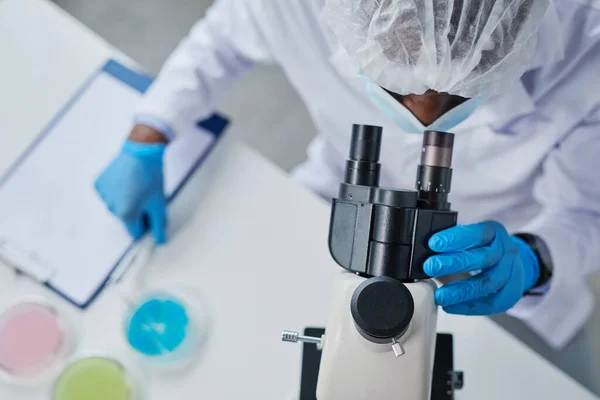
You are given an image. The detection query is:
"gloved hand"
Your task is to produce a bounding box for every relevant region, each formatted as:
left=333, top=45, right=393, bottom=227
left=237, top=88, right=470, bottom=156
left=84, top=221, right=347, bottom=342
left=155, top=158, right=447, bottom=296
left=423, top=221, right=540, bottom=315
left=95, top=140, right=167, bottom=244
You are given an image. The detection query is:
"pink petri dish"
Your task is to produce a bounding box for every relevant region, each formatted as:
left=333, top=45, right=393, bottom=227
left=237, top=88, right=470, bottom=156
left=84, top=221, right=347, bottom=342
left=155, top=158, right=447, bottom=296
left=0, top=302, right=66, bottom=379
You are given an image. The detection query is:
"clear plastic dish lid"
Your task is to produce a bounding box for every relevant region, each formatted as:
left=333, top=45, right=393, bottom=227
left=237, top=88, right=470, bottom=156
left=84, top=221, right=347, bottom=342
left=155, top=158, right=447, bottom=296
left=123, top=288, right=210, bottom=373
left=0, top=297, right=75, bottom=385
left=115, top=238, right=212, bottom=374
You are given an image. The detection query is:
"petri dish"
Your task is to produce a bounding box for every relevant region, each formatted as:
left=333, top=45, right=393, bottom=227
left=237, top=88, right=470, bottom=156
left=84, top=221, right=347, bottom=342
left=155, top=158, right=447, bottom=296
left=53, top=357, right=133, bottom=400
left=0, top=301, right=69, bottom=382
left=126, top=294, right=189, bottom=356
left=123, top=290, right=207, bottom=372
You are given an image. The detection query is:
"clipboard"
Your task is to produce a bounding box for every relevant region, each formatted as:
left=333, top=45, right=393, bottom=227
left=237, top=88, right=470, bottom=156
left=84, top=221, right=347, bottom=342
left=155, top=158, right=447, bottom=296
left=0, top=59, right=228, bottom=309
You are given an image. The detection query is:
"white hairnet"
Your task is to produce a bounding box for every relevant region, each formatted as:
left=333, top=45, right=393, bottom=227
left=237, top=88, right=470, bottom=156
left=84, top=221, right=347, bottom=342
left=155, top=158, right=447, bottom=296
left=325, top=0, right=551, bottom=97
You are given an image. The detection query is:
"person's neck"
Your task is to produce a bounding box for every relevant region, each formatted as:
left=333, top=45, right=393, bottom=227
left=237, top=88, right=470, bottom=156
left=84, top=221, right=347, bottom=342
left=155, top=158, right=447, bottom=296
left=383, top=89, right=468, bottom=125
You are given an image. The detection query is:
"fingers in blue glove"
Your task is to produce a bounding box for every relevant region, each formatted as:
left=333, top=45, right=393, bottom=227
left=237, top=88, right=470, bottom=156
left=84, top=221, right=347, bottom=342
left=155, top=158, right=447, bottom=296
left=442, top=264, right=524, bottom=315
left=123, top=209, right=166, bottom=244
left=429, top=221, right=499, bottom=252
left=146, top=196, right=167, bottom=244
left=124, top=216, right=145, bottom=241
left=424, top=238, right=503, bottom=277
left=94, top=140, right=167, bottom=244
left=433, top=256, right=515, bottom=307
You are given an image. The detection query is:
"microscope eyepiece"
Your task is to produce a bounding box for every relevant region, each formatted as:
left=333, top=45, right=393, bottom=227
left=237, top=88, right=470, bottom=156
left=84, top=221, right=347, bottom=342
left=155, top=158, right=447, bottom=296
left=422, top=130, right=454, bottom=148
left=349, top=125, right=382, bottom=162
left=345, top=125, right=383, bottom=187
left=421, top=131, right=454, bottom=168
left=416, top=131, right=455, bottom=210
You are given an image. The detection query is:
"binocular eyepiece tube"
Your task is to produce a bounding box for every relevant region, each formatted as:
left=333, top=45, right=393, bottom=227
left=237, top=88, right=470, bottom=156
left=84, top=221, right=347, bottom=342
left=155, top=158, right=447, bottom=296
left=344, top=125, right=455, bottom=211
left=331, top=125, right=459, bottom=281
left=344, top=125, right=383, bottom=187
left=417, top=130, right=455, bottom=211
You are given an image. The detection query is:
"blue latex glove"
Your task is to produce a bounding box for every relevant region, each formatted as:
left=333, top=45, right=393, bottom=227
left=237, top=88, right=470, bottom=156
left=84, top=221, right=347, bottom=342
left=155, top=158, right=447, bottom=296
left=95, top=140, right=167, bottom=244
left=423, top=221, right=540, bottom=315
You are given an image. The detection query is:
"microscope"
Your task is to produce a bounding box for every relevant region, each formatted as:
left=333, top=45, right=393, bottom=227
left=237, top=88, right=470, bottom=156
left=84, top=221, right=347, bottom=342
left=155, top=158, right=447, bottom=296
left=282, top=125, right=463, bottom=399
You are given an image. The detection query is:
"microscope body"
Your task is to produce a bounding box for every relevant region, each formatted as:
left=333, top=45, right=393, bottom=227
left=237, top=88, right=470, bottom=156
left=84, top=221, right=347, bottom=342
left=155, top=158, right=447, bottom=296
left=317, top=273, right=437, bottom=399
left=317, top=125, right=458, bottom=400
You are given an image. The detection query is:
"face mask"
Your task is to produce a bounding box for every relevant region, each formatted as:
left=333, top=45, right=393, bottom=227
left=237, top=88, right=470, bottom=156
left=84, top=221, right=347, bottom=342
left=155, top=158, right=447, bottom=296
left=360, top=76, right=482, bottom=134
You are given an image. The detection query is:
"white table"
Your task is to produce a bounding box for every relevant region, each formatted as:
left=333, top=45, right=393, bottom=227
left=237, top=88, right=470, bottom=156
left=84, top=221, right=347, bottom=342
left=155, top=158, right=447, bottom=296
left=0, top=0, right=597, bottom=399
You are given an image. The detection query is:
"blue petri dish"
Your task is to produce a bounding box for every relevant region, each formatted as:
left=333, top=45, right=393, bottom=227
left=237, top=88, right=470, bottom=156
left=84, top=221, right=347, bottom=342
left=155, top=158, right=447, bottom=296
left=126, top=294, right=190, bottom=357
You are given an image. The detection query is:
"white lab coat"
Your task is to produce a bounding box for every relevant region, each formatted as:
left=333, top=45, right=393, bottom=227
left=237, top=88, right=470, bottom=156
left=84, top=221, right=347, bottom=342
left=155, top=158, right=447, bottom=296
left=136, top=0, right=600, bottom=349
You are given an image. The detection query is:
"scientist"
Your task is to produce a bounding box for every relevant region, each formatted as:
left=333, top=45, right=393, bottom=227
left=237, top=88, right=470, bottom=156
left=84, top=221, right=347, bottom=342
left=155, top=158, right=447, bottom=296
left=95, top=0, right=600, bottom=393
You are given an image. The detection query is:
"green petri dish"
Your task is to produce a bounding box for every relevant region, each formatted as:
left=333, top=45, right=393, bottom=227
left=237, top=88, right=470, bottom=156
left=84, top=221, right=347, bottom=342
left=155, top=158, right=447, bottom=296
left=53, top=357, right=132, bottom=400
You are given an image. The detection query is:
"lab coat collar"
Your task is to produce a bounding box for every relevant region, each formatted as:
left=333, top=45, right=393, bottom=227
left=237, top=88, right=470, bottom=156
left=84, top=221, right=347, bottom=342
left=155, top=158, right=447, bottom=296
left=456, top=80, right=535, bottom=131
left=529, top=1, right=566, bottom=70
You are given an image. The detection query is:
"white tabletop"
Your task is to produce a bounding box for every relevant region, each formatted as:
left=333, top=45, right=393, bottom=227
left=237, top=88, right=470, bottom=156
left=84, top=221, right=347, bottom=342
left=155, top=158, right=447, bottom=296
left=0, top=0, right=597, bottom=399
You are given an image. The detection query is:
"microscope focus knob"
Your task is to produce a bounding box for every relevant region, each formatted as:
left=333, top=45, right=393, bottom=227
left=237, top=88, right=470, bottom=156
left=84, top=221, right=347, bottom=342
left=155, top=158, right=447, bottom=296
left=350, top=277, right=415, bottom=341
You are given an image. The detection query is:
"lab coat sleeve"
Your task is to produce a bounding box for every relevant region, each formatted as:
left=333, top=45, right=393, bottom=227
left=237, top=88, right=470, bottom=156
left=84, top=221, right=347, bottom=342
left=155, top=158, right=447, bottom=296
left=290, top=135, right=346, bottom=202
left=507, top=105, right=600, bottom=349
left=135, top=0, right=273, bottom=137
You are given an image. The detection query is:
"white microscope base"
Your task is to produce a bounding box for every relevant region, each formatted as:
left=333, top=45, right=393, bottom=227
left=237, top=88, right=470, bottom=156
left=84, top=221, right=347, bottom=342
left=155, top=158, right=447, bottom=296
left=316, top=272, right=438, bottom=400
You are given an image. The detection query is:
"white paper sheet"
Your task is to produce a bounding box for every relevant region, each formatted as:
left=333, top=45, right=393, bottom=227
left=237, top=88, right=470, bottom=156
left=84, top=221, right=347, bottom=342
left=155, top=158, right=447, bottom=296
left=0, top=71, right=217, bottom=306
